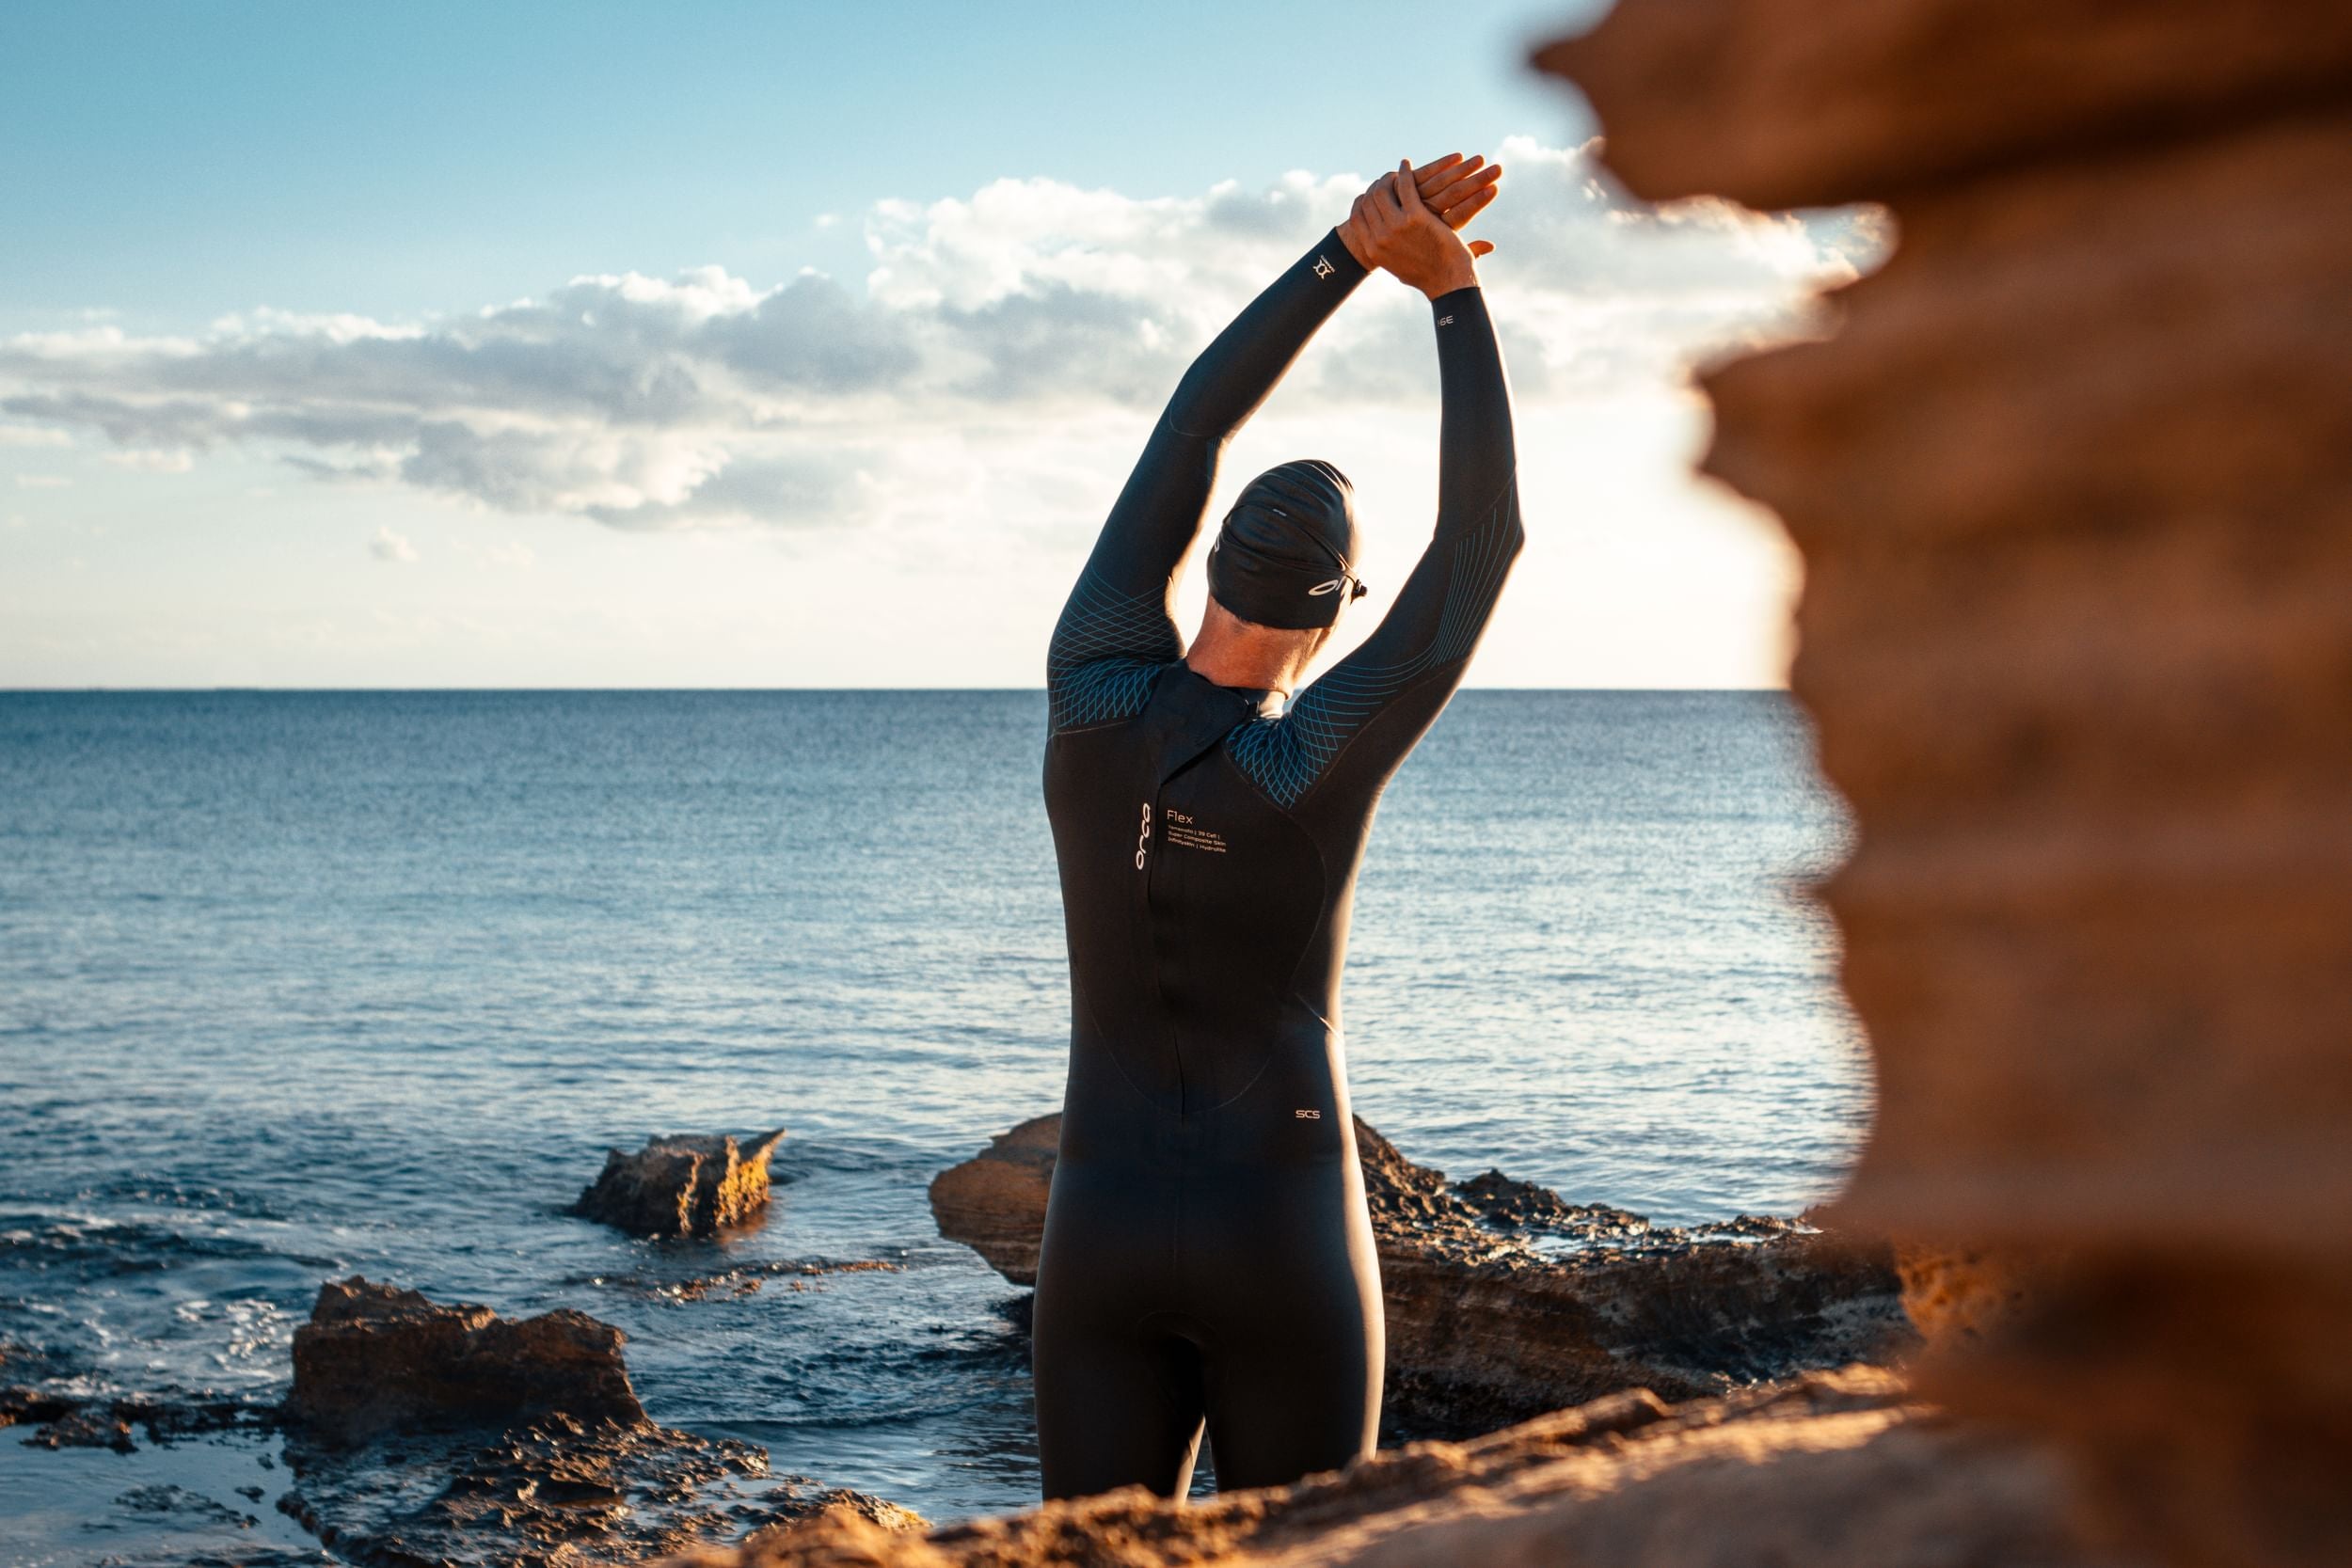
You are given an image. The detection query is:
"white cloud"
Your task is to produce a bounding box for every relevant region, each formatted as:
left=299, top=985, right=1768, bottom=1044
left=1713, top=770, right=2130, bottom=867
left=0, top=424, right=72, bottom=448
left=369, top=526, right=418, bottom=563
left=14, top=473, right=72, bottom=488
left=0, top=138, right=1881, bottom=544
left=102, top=448, right=195, bottom=473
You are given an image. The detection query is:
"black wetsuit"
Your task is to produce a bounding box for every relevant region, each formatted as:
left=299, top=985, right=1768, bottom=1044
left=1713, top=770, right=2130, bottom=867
left=1033, top=229, right=1521, bottom=1500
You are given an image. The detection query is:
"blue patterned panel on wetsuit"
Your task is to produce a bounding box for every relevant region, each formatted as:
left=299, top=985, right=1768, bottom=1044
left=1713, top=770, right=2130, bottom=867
left=1046, top=566, right=1181, bottom=734
left=1228, top=490, right=1520, bottom=807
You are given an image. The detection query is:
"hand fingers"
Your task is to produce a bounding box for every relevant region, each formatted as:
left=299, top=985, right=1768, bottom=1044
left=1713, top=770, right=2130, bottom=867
left=1393, top=158, right=1428, bottom=215
left=1422, top=154, right=1488, bottom=207
left=1432, top=157, right=1496, bottom=198
left=1429, top=164, right=1501, bottom=223
left=1445, top=183, right=1500, bottom=230
left=1410, top=152, right=1465, bottom=193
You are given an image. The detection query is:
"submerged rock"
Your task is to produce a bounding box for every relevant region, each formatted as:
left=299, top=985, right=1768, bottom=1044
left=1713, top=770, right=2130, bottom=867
left=930, top=1116, right=1914, bottom=1439
left=653, top=1369, right=2121, bottom=1568
left=21, top=1402, right=138, bottom=1452
left=1, top=1337, right=264, bottom=1452
left=283, top=1275, right=646, bottom=1447
left=572, top=1129, right=789, bottom=1239
left=580, top=1257, right=903, bottom=1303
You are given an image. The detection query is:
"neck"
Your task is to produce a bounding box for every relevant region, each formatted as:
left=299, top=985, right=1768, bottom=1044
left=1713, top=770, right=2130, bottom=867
left=1184, top=600, right=1326, bottom=695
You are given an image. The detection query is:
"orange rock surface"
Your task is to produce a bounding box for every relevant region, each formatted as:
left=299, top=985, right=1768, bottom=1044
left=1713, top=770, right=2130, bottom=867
left=1551, top=2, right=2352, bottom=1564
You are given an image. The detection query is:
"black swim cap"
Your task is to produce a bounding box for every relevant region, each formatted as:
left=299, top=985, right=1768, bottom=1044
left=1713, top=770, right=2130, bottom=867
left=1205, top=459, right=1369, bottom=631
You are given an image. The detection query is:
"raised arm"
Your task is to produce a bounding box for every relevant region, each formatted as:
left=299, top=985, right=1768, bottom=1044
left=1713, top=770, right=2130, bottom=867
left=1230, top=170, right=1522, bottom=809
left=1044, top=230, right=1367, bottom=732
left=1045, top=156, right=1506, bottom=735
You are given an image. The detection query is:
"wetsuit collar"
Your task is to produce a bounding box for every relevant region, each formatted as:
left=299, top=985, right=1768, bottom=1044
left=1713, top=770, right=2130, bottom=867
left=1169, top=662, right=1284, bottom=720
left=1137, top=663, right=1282, bottom=785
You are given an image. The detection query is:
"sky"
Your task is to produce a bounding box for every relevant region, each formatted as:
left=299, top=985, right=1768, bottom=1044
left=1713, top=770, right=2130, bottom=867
left=0, top=0, right=1883, bottom=689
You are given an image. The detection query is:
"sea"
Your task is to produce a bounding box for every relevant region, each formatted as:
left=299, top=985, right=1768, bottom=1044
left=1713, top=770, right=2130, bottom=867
left=0, top=689, right=1871, bottom=1561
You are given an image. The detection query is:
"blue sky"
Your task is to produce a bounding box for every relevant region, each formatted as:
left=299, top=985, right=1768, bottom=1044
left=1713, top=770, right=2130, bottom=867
left=1, top=0, right=1880, bottom=688
left=2, top=1, right=1598, bottom=331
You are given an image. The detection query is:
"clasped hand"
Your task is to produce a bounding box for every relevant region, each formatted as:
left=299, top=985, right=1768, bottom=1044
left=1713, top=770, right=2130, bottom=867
left=1337, top=152, right=1501, bottom=298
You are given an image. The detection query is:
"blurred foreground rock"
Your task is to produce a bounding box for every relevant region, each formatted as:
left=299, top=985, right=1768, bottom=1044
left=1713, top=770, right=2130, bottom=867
left=931, top=1116, right=1913, bottom=1439
left=573, top=1130, right=789, bottom=1238
left=1543, top=3, right=2352, bottom=1563
left=660, top=1368, right=2122, bottom=1568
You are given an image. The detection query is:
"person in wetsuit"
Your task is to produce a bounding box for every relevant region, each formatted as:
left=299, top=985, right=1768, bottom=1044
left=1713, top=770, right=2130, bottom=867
left=1034, top=154, right=1521, bottom=1501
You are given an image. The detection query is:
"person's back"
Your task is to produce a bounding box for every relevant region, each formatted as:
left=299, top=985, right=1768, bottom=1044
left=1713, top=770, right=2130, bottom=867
left=1034, top=158, right=1520, bottom=1501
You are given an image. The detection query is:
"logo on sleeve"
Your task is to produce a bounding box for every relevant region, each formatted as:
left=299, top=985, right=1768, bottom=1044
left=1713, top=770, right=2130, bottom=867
left=1295, top=1109, right=1322, bottom=1120
left=1312, top=255, right=1336, bottom=280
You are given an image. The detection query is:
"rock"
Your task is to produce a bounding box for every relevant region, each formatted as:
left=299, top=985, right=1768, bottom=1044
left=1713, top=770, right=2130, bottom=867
left=572, top=1129, right=788, bottom=1239
left=740, top=1488, right=929, bottom=1550
left=280, top=1411, right=771, bottom=1568
left=931, top=1116, right=1914, bottom=1439
left=1896, top=1244, right=2043, bottom=1353
left=113, top=1483, right=260, bottom=1530
left=1533, top=0, right=2352, bottom=210
left=651, top=1369, right=2124, bottom=1568
left=282, top=1275, right=646, bottom=1447
left=0, top=1338, right=262, bottom=1451
left=274, top=1279, right=804, bottom=1564
left=926, top=1114, right=1058, bottom=1287
left=1453, top=1168, right=1649, bottom=1240
left=21, top=1402, right=137, bottom=1452
left=580, top=1257, right=903, bottom=1303
left=0, top=1385, right=80, bottom=1433
left=1541, top=3, right=2352, bottom=1564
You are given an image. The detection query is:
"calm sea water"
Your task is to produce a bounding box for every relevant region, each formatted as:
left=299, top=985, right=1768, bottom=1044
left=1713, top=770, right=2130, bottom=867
left=0, top=689, right=1868, bottom=1546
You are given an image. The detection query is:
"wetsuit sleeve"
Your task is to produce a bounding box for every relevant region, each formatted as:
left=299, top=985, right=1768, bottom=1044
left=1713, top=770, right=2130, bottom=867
left=1227, top=285, right=1522, bottom=808
left=1046, top=230, right=1370, bottom=733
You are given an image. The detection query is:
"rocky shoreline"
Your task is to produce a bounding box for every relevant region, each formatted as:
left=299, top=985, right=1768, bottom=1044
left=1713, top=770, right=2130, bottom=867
left=931, top=1113, right=1915, bottom=1440
left=4, top=1120, right=1922, bottom=1565
left=3, top=1273, right=916, bottom=1568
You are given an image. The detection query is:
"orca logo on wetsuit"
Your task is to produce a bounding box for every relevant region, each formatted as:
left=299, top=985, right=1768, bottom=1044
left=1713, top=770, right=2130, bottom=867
left=1135, top=801, right=1152, bottom=870
left=1308, top=578, right=1344, bottom=596
left=1311, top=254, right=1336, bottom=280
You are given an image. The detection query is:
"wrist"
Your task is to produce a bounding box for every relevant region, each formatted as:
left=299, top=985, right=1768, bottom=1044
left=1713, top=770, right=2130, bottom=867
left=1419, top=262, right=1478, bottom=301
left=1335, top=223, right=1372, bottom=271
